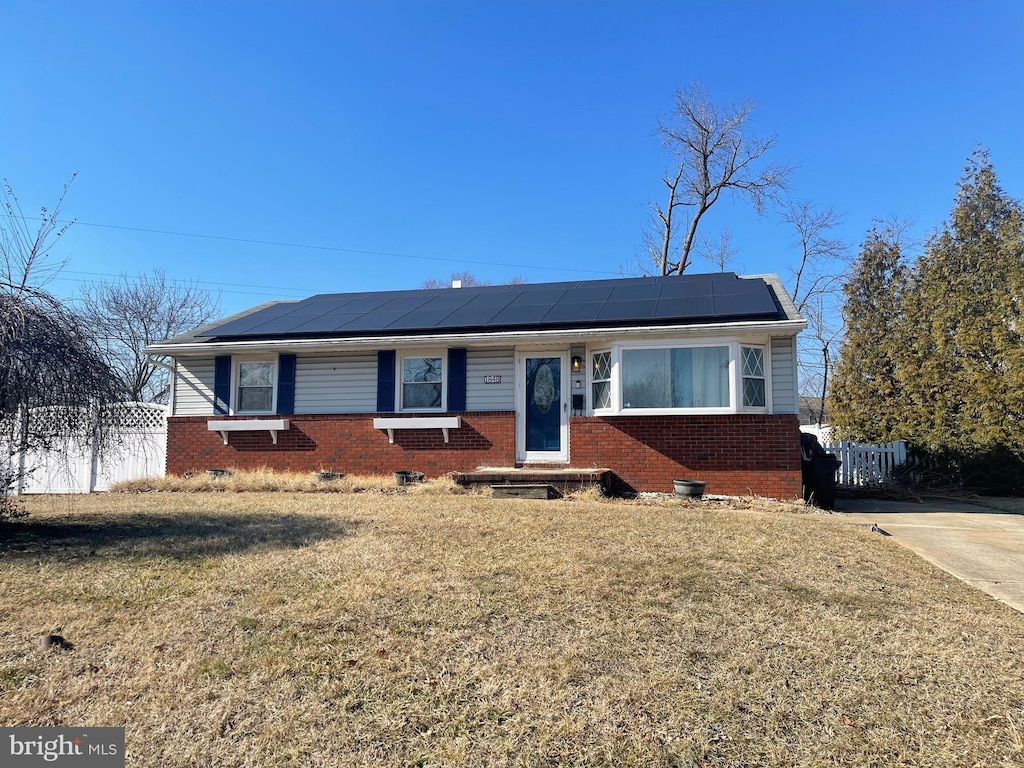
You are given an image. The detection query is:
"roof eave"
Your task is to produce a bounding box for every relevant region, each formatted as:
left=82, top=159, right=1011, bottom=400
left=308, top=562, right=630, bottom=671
left=146, top=317, right=808, bottom=356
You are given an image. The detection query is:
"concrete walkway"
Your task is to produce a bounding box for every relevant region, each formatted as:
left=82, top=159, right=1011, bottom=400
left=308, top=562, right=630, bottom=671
left=834, top=497, right=1024, bottom=613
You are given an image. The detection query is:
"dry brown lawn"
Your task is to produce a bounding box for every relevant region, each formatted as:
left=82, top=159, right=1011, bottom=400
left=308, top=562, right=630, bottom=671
left=1, top=490, right=1023, bottom=767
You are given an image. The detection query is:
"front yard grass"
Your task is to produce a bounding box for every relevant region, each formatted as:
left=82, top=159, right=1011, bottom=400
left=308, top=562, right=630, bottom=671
left=1, top=492, right=1023, bottom=767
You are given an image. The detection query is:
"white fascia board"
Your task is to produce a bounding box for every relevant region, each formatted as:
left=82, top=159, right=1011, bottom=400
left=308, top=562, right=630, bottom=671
left=146, top=318, right=807, bottom=356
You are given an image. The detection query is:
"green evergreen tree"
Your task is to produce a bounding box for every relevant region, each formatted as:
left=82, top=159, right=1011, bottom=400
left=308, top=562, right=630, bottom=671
left=902, top=150, right=1024, bottom=455
left=829, top=223, right=909, bottom=441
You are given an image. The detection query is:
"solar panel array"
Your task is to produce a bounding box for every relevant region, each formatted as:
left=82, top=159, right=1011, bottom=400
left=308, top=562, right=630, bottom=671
left=198, top=272, right=782, bottom=339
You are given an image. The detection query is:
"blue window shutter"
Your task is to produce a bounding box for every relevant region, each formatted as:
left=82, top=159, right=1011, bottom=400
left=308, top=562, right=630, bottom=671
left=213, top=355, right=231, bottom=415
left=277, top=354, right=296, bottom=415
left=377, top=350, right=396, bottom=412
left=447, top=348, right=467, bottom=411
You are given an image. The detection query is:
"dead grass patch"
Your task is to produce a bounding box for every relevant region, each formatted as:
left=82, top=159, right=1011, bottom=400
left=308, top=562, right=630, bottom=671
left=111, top=468, right=466, bottom=495
left=2, top=493, right=1023, bottom=766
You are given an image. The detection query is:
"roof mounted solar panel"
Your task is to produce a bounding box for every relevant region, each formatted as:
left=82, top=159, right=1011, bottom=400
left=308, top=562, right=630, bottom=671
left=196, top=301, right=306, bottom=337
left=386, top=308, right=461, bottom=330
left=653, top=295, right=716, bottom=319
left=488, top=304, right=553, bottom=326
left=421, top=292, right=481, bottom=310
left=440, top=293, right=516, bottom=328
left=378, top=296, right=435, bottom=312
left=608, top=282, right=660, bottom=301
left=194, top=272, right=789, bottom=340
left=505, top=289, right=568, bottom=307
left=336, top=311, right=416, bottom=332
left=597, top=299, right=659, bottom=322
left=540, top=301, right=605, bottom=324
left=290, top=314, right=366, bottom=333
left=712, top=285, right=779, bottom=317
left=564, top=285, right=614, bottom=303
left=658, top=274, right=725, bottom=298
left=237, top=315, right=321, bottom=335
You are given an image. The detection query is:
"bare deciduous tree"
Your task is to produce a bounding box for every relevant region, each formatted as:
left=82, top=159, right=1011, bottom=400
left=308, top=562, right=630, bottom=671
left=1, top=175, right=75, bottom=295
left=422, top=271, right=492, bottom=289
left=421, top=271, right=526, bottom=289
left=643, top=83, right=790, bottom=275
left=79, top=269, right=220, bottom=403
left=782, top=201, right=847, bottom=316
left=695, top=226, right=736, bottom=273
left=779, top=201, right=850, bottom=423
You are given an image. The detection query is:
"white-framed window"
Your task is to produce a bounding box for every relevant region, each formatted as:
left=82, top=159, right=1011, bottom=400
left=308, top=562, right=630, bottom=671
left=586, top=339, right=771, bottom=415
left=621, top=345, right=731, bottom=410
left=235, top=359, right=277, bottom=414
left=400, top=353, right=445, bottom=411
left=591, top=350, right=612, bottom=410
left=741, top=346, right=767, bottom=408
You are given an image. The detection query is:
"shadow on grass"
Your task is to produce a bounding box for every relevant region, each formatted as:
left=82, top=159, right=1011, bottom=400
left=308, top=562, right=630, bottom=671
left=0, top=512, right=362, bottom=562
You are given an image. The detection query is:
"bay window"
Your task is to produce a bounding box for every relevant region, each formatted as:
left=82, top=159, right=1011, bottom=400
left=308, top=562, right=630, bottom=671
left=591, top=341, right=769, bottom=414
left=621, top=346, right=730, bottom=409
left=741, top=346, right=766, bottom=407
left=591, top=350, right=611, bottom=410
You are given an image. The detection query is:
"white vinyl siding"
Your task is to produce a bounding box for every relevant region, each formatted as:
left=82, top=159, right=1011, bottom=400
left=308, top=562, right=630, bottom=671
left=770, top=336, right=798, bottom=414
left=293, top=353, right=377, bottom=414
left=169, top=336, right=799, bottom=417
left=173, top=358, right=215, bottom=416
left=466, top=349, right=515, bottom=411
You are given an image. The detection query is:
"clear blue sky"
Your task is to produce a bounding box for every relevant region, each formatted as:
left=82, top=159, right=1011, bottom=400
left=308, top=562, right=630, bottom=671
left=4, top=0, right=1022, bottom=318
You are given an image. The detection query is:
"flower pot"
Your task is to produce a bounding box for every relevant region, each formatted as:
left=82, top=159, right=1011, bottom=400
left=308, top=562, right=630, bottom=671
left=395, top=470, right=425, bottom=486
left=673, top=479, right=706, bottom=498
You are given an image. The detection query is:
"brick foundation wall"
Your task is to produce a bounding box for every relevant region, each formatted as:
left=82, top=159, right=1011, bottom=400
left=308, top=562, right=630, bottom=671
left=167, top=412, right=801, bottom=498
left=569, top=414, right=801, bottom=499
left=166, top=413, right=516, bottom=477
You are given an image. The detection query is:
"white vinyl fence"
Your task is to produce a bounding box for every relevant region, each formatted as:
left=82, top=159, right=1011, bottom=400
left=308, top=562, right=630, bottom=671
left=800, top=426, right=909, bottom=487
left=7, top=403, right=167, bottom=494
left=823, top=439, right=908, bottom=487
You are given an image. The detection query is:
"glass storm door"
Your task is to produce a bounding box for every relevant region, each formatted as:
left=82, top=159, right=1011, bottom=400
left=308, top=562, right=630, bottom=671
left=519, top=353, right=568, bottom=462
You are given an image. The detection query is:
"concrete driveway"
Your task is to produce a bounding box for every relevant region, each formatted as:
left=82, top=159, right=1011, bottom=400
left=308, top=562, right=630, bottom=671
left=835, top=497, right=1024, bottom=613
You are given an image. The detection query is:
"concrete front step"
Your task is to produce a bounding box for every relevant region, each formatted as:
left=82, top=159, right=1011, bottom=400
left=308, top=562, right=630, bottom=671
left=455, top=467, right=613, bottom=496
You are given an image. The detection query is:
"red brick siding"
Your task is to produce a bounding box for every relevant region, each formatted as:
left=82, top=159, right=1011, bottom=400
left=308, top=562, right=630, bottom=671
left=167, top=413, right=516, bottom=477
left=167, top=412, right=801, bottom=498
left=570, top=414, right=801, bottom=498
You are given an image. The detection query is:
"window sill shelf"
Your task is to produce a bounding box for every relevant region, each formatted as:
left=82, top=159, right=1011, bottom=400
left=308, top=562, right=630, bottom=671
left=208, top=418, right=289, bottom=445
left=373, top=416, right=461, bottom=444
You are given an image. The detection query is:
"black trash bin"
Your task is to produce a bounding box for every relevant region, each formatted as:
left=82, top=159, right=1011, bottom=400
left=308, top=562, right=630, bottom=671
left=811, top=453, right=840, bottom=510
left=800, top=433, right=841, bottom=509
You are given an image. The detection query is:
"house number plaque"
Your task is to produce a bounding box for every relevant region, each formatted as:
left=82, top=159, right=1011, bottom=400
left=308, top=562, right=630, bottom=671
left=483, top=375, right=502, bottom=384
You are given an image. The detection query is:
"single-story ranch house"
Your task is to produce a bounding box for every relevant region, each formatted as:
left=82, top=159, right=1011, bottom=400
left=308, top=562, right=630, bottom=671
left=146, top=271, right=806, bottom=497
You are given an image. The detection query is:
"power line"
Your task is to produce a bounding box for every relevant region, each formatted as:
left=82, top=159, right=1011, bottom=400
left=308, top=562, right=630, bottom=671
left=3, top=212, right=623, bottom=300
left=58, top=217, right=620, bottom=277
left=49, top=274, right=295, bottom=300
left=55, top=270, right=314, bottom=296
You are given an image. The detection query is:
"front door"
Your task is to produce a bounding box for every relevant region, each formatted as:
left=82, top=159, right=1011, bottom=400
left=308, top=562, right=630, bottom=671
left=517, top=353, right=569, bottom=462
